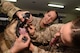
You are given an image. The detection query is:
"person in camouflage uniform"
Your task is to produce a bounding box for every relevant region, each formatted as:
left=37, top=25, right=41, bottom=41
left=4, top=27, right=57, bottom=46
left=0, top=2, right=21, bottom=21
left=26, top=10, right=58, bottom=51
left=17, top=18, right=80, bottom=53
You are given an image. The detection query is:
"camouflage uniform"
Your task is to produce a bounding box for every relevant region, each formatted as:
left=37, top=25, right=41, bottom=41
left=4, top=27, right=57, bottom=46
left=0, top=2, right=21, bottom=21
left=28, top=17, right=80, bottom=53
left=30, top=16, right=60, bottom=44
left=29, top=24, right=80, bottom=53
left=30, top=17, right=63, bottom=52
left=31, top=17, right=42, bottom=31
left=31, top=24, right=63, bottom=43
left=32, top=45, right=80, bottom=53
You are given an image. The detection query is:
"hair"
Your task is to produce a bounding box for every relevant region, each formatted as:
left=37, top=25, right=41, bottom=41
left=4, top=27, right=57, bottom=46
left=71, top=18, right=80, bottom=48
left=46, top=10, right=58, bottom=21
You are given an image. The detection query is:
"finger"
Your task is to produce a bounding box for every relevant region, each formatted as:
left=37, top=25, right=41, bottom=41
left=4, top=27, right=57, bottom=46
left=18, top=15, right=24, bottom=22
left=30, top=25, right=33, bottom=28
left=19, top=34, right=24, bottom=40
left=28, top=27, right=31, bottom=32
left=23, top=33, right=30, bottom=39
left=24, top=36, right=31, bottom=46
left=20, top=18, right=24, bottom=22
left=17, top=14, right=24, bottom=22
left=30, top=25, right=35, bottom=29
left=22, top=33, right=31, bottom=45
left=28, top=25, right=34, bottom=30
left=24, top=39, right=30, bottom=46
left=20, top=11, right=30, bottom=22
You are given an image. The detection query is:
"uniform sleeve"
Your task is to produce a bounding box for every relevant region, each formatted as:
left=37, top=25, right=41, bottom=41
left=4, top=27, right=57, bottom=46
left=32, top=46, right=55, bottom=53
left=3, top=50, right=11, bottom=53
left=1, top=2, right=21, bottom=21
left=31, top=24, right=63, bottom=44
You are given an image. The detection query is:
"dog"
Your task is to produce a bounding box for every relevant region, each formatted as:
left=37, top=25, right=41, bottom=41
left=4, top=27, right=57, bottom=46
left=0, top=19, right=31, bottom=53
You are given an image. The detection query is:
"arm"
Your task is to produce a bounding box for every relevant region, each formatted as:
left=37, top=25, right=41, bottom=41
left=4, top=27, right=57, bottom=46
left=30, top=24, right=63, bottom=44
left=1, top=2, right=21, bottom=21
left=4, top=33, right=31, bottom=53
left=29, top=43, right=56, bottom=53
left=1, top=1, right=30, bottom=21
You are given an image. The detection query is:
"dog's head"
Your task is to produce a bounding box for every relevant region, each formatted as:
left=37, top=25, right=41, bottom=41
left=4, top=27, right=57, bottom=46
left=4, top=12, right=31, bottom=41
left=4, top=19, right=28, bottom=42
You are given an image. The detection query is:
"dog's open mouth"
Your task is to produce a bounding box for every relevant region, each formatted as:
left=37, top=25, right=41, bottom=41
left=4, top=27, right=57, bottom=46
left=19, top=27, right=27, bottom=35
left=16, top=20, right=29, bottom=37
left=16, top=18, right=29, bottom=38
left=17, top=27, right=28, bottom=41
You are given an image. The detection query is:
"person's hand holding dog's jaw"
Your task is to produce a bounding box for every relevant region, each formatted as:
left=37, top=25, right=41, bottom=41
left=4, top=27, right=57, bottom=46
left=9, top=33, right=31, bottom=53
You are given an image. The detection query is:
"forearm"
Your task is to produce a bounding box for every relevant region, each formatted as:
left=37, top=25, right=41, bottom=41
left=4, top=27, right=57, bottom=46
left=3, top=50, right=15, bottom=53
left=29, top=43, right=54, bottom=53
left=31, top=28, right=55, bottom=44
left=3, top=49, right=17, bottom=53
left=31, top=24, right=63, bottom=44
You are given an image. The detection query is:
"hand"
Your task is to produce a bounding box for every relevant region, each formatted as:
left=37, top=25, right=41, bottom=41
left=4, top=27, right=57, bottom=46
left=28, top=25, right=35, bottom=35
left=16, top=11, right=30, bottom=22
left=10, top=33, right=31, bottom=53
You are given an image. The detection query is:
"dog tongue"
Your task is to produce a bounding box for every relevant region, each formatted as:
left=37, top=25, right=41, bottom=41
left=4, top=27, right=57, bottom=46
left=19, top=28, right=27, bottom=34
